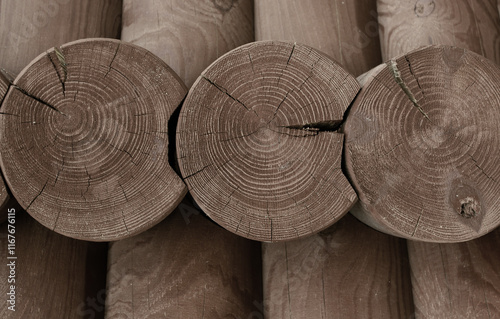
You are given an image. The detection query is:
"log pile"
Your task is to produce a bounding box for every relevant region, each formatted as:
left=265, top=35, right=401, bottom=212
left=0, top=1, right=500, bottom=318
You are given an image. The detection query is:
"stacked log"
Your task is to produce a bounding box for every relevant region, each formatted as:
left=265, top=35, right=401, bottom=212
left=0, top=39, right=187, bottom=241
left=344, top=0, right=500, bottom=317
left=121, top=0, right=254, bottom=88
left=253, top=1, right=414, bottom=318
left=0, top=71, right=14, bottom=223
left=176, top=40, right=359, bottom=242
left=0, top=0, right=122, bottom=75
left=377, top=0, right=500, bottom=62
left=0, top=1, right=122, bottom=317
left=106, top=201, right=263, bottom=318
left=106, top=1, right=262, bottom=318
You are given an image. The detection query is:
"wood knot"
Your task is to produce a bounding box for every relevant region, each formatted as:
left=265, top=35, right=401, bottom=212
left=414, top=0, right=435, bottom=17
left=459, top=197, right=479, bottom=219
left=212, top=0, right=236, bottom=13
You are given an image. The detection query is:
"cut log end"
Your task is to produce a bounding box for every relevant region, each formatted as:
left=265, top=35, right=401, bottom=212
left=177, top=41, right=360, bottom=242
left=345, top=45, right=500, bottom=243
left=0, top=38, right=187, bottom=241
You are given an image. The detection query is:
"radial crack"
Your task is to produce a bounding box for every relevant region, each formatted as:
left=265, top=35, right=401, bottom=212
left=202, top=76, right=255, bottom=114
left=283, top=120, right=343, bottom=132
left=48, top=48, right=67, bottom=96
left=13, top=85, right=66, bottom=116
left=387, top=59, right=430, bottom=120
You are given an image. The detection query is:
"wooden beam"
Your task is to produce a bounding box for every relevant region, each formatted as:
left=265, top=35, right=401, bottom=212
left=121, top=0, right=254, bottom=88
left=0, top=0, right=122, bottom=75
left=255, top=0, right=382, bottom=77
left=377, top=0, right=500, bottom=61
left=106, top=200, right=263, bottom=318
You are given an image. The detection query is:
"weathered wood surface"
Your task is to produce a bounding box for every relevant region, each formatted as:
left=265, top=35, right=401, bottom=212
left=177, top=41, right=359, bottom=242
left=255, top=0, right=381, bottom=77
left=0, top=39, right=187, bottom=241
left=377, top=0, right=500, bottom=62
left=0, top=71, right=12, bottom=223
left=106, top=200, right=263, bottom=319
left=0, top=0, right=122, bottom=75
left=0, top=209, right=108, bottom=318
left=121, top=0, right=254, bottom=88
left=408, top=229, right=500, bottom=318
left=345, top=45, right=500, bottom=242
left=263, top=214, right=414, bottom=319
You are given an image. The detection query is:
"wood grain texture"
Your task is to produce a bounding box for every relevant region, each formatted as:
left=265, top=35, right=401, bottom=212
left=106, top=200, right=263, bottom=319
left=345, top=46, right=500, bottom=242
left=0, top=210, right=94, bottom=318
left=408, top=228, right=500, bottom=318
left=0, top=39, right=187, bottom=241
left=255, top=0, right=382, bottom=77
left=177, top=41, right=359, bottom=242
left=0, top=0, right=122, bottom=75
left=263, top=213, right=414, bottom=319
left=377, top=0, right=500, bottom=62
left=121, top=0, right=254, bottom=88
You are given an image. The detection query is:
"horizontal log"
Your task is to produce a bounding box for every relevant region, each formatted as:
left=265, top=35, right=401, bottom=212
left=263, top=213, right=414, bottom=318
left=0, top=39, right=187, bottom=241
left=0, top=0, right=122, bottom=75
left=377, top=0, right=500, bottom=62
left=106, top=200, right=263, bottom=318
left=255, top=0, right=382, bottom=77
left=408, top=228, right=500, bottom=318
left=121, top=0, right=254, bottom=88
left=176, top=41, right=359, bottom=242
left=344, top=45, right=500, bottom=242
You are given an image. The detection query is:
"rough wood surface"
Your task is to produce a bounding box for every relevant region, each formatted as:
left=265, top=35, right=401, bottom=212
left=106, top=200, right=263, bottom=319
left=177, top=41, right=359, bottom=242
left=408, top=229, right=500, bottom=318
left=0, top=38, right=187, bottom=241
left=255, top=0, right=382, bottom=76
left=377, top=0, right=500, bottom=62
left=0, top=0, right=122, bottom=75
left=0, top=210, right=93, bottom=318
left=345, top=45, right=500, bottom=242
left=121, top=0, right=253, bottom=88
left=263, top=214, right=414, bottom=319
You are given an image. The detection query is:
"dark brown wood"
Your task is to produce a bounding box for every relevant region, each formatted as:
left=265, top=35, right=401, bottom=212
left=0, top=0, right=122, bottom=75
left=408, top=229, right=500, bottom=318
left=122, top=0, right=254, bottom=88
left=105, top=200, right=263, bottom=319
left=0, top=209, right=90, bottom=317
left=0, top=39, right=187, bottom=241
left=345, top=45, right=500, bottom=242
left=255, top=0, right=382, bottom=77
left=377, top=0, right=500, bottom=62
left=263, top=214, right=414, bottom=319
left=177, top=41, right=359, bottom=242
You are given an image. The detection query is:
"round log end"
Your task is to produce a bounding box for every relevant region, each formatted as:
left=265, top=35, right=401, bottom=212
left=177, top=41, right=359, bottom=242
left=345, top=45, right=500, bottom=243
left=0, top=38, right=187, bottom=241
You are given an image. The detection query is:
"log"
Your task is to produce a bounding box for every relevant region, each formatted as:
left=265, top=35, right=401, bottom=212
left=0, top=208, right=108, bottom=317
left=0, top=38, right=187, bottom=241
left=105, top=199, right=263, bottom=319
left=344, top=45, right=500, bottom=242
left=255, top=0, right=382, bottom=77
left=0, top=0, right=122, bottom=75
left=377, top=0, right=500, bottom=62
left=121, top=0, right=254, bottom=88
left=177, top=41, right=359, bottom=242
left=409, top=230, right=500, bottom=318
left=263, top=214, right=414, bottom=318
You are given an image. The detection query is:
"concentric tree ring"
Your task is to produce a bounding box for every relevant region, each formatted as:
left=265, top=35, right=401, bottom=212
left=345, top=45, right=500, bottom=242
left=0, top=38, right=187, bottom=241
left=177, top=41, right=359, bottom=242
